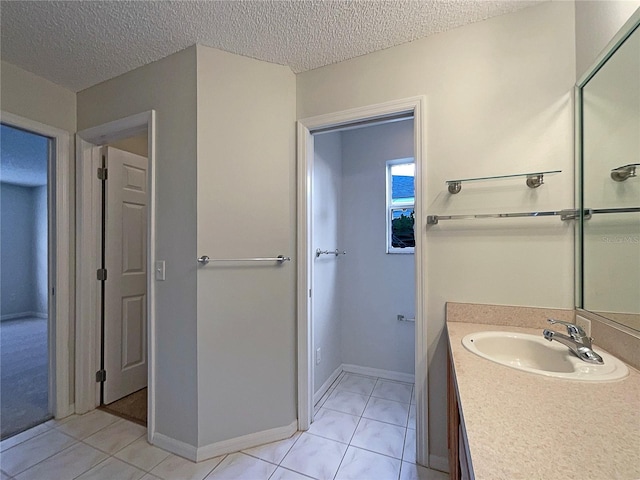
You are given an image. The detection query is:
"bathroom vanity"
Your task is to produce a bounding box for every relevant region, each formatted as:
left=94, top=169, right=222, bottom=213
left=446, top=303, right=640, bottom=480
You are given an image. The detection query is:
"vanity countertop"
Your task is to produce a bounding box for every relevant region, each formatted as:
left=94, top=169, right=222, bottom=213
left=447, top=321, right=640, bottom=480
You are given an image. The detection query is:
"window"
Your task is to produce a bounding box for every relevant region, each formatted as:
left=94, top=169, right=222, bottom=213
left=386, top=159, right=415, bottom=253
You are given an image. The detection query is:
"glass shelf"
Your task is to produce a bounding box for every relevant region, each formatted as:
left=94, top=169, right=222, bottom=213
left=445, top=170, right=561, bottom=194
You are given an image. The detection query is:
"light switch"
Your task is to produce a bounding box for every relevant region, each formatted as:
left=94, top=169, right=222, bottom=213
left=155, top=260, right=166, bottom=281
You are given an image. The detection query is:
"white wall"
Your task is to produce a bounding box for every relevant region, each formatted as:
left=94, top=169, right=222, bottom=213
left=1, top=61, right=76, bottom=133
left=312, top=132, right=344, bottom=393
left=340, top=120, right=415, bottom=375
left=575, top=1, right=640, bottom=79
left=77, top=47, right=199, bottom=446
left=0, top=183, right=35, bottom=317
left=195, top=46, right=297, bottom=447
left=297, top=1, right=576, bottom=460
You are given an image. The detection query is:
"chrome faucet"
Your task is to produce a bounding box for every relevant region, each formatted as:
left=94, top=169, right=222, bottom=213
left=543, top=319, right=604, bottom=365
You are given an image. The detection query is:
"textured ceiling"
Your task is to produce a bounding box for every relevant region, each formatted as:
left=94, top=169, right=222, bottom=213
left=0, top=125, right=49, bottom=187
left=1, top=0, right=545, bottom=93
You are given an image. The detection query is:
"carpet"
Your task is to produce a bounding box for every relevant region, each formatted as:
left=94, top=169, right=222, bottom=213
left=0, top=317, right=51, bottom=440
left=101, top=387, right=147, bottom=426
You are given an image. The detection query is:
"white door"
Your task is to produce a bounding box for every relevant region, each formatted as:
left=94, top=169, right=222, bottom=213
left=103, top=146, right=148, bottom=404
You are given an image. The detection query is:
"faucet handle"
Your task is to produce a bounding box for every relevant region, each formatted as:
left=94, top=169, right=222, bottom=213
left=547, top=318, right=587, bottom=338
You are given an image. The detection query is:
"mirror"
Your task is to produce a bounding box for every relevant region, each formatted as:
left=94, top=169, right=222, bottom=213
left=577, top=14, right=640, bottom=332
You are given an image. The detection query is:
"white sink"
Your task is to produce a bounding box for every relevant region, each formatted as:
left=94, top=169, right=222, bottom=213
left=462, top=331, right=628, bottom=381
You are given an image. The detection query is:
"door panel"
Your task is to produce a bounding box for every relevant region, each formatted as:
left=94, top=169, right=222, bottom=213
left=104, top=146, right=148, bottom=405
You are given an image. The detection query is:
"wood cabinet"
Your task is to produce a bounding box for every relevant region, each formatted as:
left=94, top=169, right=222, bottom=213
left=448, top=346, right=473, bottom=480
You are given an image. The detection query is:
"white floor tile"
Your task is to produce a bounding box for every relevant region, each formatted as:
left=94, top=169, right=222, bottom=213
left=140, top=475, right=162, bottom=480
left=350, top=418, right=406, bottom=459
left=14, top=442, right=107, bottom=480
left=114, top=437, right=172, bottom=471
left=408, top=404, right=416, bottom=429
left=1, top=470, right=14, bottom=480
left=0, top=423, right=51, bottom=453
left=55, top=410, right=120, bottom=440
left=205, top=452, right=275, bottom=480
left=84, top=419, right=146, bottom=454
left=75, top=457, right=146, bottom=480
left=322, top=390, right=368, bottom=417
left=1, top=429, right=77, bottom=476
left=399, top=462, right=449, bottom=480
left=371, top=380, right=413, bottom=404
left=151, top=453, right=224, bottom=480
left=363, top=397, right=410, bottom=427
left=335, top=446, right=401, bottom=480
left=281, top=433, right=347, bottom=480
left=308, top=409, right=359, bottom=444
left=335, top=374, right=377, bottom=396
left=403, top=428, right=416, bottom=463
left=269, top=467, right=314, bottom=480
left=242, top=432, right=300, bottom=464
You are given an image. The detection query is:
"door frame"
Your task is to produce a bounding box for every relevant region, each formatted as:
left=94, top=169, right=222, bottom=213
left=75, top=111, right=156, bottom=439
left=296, top=96, right=429, bottom=465
left=0, top=111, right=73, bottom=419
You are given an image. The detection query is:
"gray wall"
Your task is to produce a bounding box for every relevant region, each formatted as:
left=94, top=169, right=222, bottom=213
left=0, top=183, right=47, bottom=318
left=77, top=47, right=199, bottom=446
left=1, top=183, right=34, bottom=317
left=340, top=120, right=415, bottom=375
left=312, top=132, right=344, bottom=393
left=195, top=45, right=297, bottom=447
left=575, top=1, right=640, bottom=79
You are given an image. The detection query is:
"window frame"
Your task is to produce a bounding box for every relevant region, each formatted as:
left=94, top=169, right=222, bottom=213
left=386, top=158, right=415, bottom=254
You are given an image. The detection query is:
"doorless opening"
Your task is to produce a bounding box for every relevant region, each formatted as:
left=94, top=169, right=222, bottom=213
left=0, top=124, right=52, bottom=438
left=297, top=97, right=429, bottom=466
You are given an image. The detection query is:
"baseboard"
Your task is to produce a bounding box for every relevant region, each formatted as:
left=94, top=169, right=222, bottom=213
left=313, top=365, right=343, bottom=406
left=152, top=432, right=198, bottom=462
left=429, top=454, right=449, bottom=473
left=342, top=364, right=415, bottom=384
left=195, top=420, right=298, bottom=462
left=1, top=311, right=47, bottom=321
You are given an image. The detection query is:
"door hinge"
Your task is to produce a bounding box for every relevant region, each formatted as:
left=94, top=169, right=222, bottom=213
left=97, top=167, right=108, bottom=180
left=309, top=288, right=311, bottom=298
left=97, top=269, right=107, bottom=281
left=95, top=370, right=106, bottom=382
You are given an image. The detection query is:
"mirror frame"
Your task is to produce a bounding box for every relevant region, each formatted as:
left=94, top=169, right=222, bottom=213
left=575, top=9, right=640, bottom=335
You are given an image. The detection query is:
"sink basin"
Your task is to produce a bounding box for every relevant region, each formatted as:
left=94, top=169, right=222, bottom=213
left=462, top=331, right=628, bottom=381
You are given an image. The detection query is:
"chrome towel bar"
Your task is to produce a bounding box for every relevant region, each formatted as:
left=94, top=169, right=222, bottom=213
left=426, top=207, right=640, bottom=225
left=197, top=255, right=290, bottom=265
left=427, top=209, right=578, bottom=225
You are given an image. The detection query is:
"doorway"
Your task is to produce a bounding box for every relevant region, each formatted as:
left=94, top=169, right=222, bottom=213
left=75, top=111, right=156, bottom=437
left=297, top=97, right=429, bottom=465
left=99, top=143, right=149, bottom=426
left=0, top=124, right=51, bottom=438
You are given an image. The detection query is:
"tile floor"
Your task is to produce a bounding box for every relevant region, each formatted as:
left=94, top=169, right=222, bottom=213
left=0, top=373, right=448, bottom=480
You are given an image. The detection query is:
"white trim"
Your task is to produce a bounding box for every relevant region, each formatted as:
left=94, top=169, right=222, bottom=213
left=151, top=433, right=198, bottom=462
left=1, top=111, right=73, bottom=419
left=342, top=364, right=415, bottom=384
left=75, top=111, right=157, bottom=441
left=429, top=455, right=450, bottom=474
left=0, top=312, right=49, bottom=321
left=313, top=365, right=343, bottom=406
left=296, top=96, right=429, bottom=465
left=192, top=420, right=298, bottom=462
